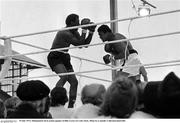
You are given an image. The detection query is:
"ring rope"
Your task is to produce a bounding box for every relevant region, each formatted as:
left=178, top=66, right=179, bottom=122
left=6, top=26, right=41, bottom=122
left=12, top=58, right=112, bottom=75
left=12, top=59, right=50, bottom=70
left=10, top=39, right=112, bottom=67
left=144, top=59, right=180, bottom=67
left=13, top=57, right=180, bottom=72
left=0, top=30, right=180, bottom=59
left=10, top=39, right=47, bottom=50
left=71, top=55, right=113, bottom=67
left=0, top=72, right=112, bottom=83
left=0, top=9, right=180, bottom=39
left=1, top=60, right=180, bottom=82
left=145, top=63, right=180, bottom=69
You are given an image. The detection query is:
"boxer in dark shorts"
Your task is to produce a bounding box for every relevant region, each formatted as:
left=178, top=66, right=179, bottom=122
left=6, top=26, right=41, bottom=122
left=47, top=14, right=96, bottom=108
left=48, top=51, right=72, bottom=72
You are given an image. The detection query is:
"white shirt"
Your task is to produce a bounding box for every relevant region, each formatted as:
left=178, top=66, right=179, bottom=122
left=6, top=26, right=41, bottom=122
left=71, top=103, right=100, bottom=118
left=130, top=111, right=156, bottom=119
left=49, top=105, right=74, bottom=119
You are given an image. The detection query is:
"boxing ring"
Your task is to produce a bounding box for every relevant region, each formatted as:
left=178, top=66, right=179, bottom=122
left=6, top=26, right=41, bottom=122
left=0, top=9, right=180, bottom=87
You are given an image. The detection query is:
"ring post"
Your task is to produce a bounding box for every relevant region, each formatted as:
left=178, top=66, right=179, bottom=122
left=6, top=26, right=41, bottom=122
left=0, top=38, right=12, bottom=80
left=110, top=0, right=118, bottom=81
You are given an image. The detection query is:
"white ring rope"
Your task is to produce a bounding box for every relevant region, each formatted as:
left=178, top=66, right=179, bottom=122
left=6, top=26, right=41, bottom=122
left=144, top=59, right=180, bottom=67
left=1, top=59, right=180, bottom=82
left=0, top=9, right=180, bottom=39
left=12, top=59, right=50, bottom=70
left=0, top=72, right=112, bottom=83
left=0, top=30, right=179, bottom=59
left=10, top=39, right=112, bottom=67
left=145, top=63, right=180, bottom=69
left=10, top=39, right=47, bottom=50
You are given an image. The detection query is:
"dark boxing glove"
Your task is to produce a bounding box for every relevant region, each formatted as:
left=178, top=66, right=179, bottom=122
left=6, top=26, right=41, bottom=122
left=103, top=54, right=111, bottom=64
left=104, top=44, right=112, bottom=53
left=105, top=44, right=118, bottom=55
left=81, top=18, right=91, bottom=30
left=87, top=22, right=97, bottom=32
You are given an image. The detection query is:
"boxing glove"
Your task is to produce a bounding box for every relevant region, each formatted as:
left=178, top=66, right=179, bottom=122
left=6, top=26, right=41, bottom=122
left=87, top=22, right=96, bottom=32
left=103, top=54, right=111, bottom=64
left=104, top=44, right=112, bottom=53
left=81, top=18, right=91, bottom=30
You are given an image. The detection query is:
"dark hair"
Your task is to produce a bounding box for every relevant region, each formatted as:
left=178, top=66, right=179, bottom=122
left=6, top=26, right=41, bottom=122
left=16, top=80, right=50, bottom=101
left=99, top=77, right=138, bottom=118
left=143, top=72, right=180, bottom=118
left=43, top=96, right=52, bottom=118
left=81, top=84, right=106, bottom=106
left=50, top=87, right=68, bottom=106
left=98, top=25, right=112, bottom=33
left=44, top=96, right=51, bottom=113
left=65, top=14, right=79, bottom=26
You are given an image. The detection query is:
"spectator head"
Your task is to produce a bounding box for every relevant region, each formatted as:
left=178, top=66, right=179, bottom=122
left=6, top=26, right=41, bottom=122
left=143, top=72, right=180, bottom=118
left=4, top=96, right=21, bottom=116
left=100, top=77, right=138, bottom=118
left=50, top=87, right=68, bottom=106
left=81, top=83, right=106, bottom=106
left=4, top=97, right=21, bottom=109
left=16, top=80, right=50, bottom=115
